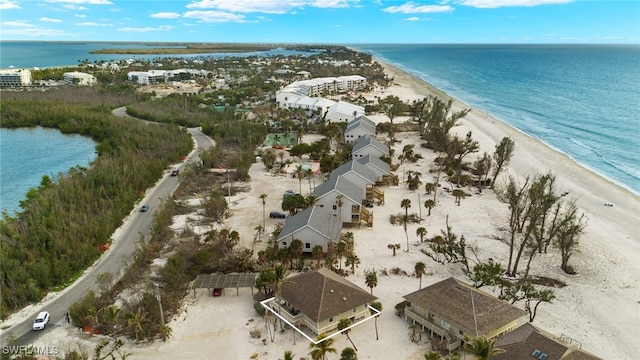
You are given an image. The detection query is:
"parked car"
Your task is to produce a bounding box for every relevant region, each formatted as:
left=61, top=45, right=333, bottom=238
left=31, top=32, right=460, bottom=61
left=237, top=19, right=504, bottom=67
left=283, top=190, right=299, bottom=198
left=32, top=311, right=50, bottom=331
left=140, top=204, right=149, bottom=212
left=269, top=211, right=286, bottom=219
left=212, top=288, right=223, bottom=297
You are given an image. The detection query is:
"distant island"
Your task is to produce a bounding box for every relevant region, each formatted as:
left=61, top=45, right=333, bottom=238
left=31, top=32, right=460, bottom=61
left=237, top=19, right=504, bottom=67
left=90, top=43, right=282, bottom=54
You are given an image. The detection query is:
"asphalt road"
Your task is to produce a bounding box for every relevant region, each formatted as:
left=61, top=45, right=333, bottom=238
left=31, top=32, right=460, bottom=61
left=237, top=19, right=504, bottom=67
left=0, top=109, right=214, bottom=346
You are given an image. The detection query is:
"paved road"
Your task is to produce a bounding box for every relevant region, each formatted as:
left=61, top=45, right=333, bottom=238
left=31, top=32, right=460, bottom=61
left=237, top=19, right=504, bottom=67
left=0, top=109, right=214, bottom=346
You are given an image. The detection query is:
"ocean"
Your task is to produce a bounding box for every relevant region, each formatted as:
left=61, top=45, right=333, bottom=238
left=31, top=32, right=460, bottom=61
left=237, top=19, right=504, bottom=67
left=352, top=44, right=640, bottom=195
left=0, top=42, right=638, bottom=214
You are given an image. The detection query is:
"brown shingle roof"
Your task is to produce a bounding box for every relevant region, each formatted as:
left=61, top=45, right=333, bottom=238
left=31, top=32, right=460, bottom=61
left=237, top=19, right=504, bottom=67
left=403, top=277, right=526, bottom=337
left=281, top=268, right=377, bottom=323
left=493, top=323, right=603, bottom=360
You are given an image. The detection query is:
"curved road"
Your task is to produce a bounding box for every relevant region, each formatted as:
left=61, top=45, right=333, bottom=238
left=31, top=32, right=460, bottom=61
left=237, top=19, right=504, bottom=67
left=0, top=108, right=214, bottom=346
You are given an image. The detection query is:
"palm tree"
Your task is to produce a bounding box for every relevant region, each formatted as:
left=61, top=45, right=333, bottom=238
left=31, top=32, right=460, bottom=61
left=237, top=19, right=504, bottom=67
left=125, top=307, right=145, bottom=343
left=400, top=198, right=411, bottom=217
left=387, top=243, right=401, bottom=256
left=103, top=305, right=121, bottom=336
left=452, top=189, right=467, bottom=206
left=398, top=214, right=411, bottom=252
left=340, top=347, right=358, bottom=360
left=345, top=254, right=360, bottom=274
left=306, top=168, right=314, bottom=192
left=369, top=301, right=382, bottom=341
left=260, top=194, right=268, bottom=230
left=338, top=318, right=358, bottom=351
left=464, top=336, right=505, bottom=360
left=424, top=199, right=436, bottom=216
left=283, top=350, right=295, bottom=360
left=365, top=270, right=378, bottom=295
left=271, top=264, right=291, bottom=334
left=324, top=255, right=337, bottom=270
left=289, top=239, right=303, bottom=268
left=309, top=333, right=337, bottom=360
left=424, top=351, right=443, bottom=360
left=296, top=165, right=305, bottom=194
left=336, top=241, right=347, bottom=270
left=312, top=245, right=324, bottom=267
left=414, top=262, right=426, bottom=290
left=416, top=227, right=427, bottom=243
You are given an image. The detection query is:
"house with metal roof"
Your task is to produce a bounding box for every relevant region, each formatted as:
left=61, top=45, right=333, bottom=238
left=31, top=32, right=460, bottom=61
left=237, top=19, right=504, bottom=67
left=493, top=323, right=602, bottom=360
left=276, top=206, right=342, bottom=254
left=325, top=101, right=365, bottom=123
left=345, top=115, right=377, bottom=144
left=357, top=154, right=390, bottom=180
left=329, top=160, right=384, bottom=206
left=403, top=277, right=526, bottom=352
left=312, top=175, right=372, bottom=226
left=351, top=136, right=390, bottom=159
left=262, top=267, right=378, bottom=339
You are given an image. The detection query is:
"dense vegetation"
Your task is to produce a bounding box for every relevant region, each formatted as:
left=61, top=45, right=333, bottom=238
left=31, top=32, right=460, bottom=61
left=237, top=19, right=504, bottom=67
left=0, top=87, right=193, bottom=317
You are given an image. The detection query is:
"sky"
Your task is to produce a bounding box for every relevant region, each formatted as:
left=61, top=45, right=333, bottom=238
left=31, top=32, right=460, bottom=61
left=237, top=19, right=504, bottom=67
left=0, top=0, right=638, bottom=44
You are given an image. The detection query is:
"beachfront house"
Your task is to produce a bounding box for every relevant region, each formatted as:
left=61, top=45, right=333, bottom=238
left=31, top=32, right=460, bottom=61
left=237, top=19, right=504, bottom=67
left=63, top=71, right=97, bottom=86
left=263, top=267, right=378, bottom=337
left=357, top=154, right=391, bottom=181
left=351, top=136, right=389, bottom=160
left=312, top=175, right=373, bottom=227
left=329, top=160, right=384, bottom=206
left=0, top=69, right=32, bottom=86
left=493, top=323, right=602, bottom=360
left=325, top=101, right=365, bottom=123
left=402, top=277, right=526, bottom=352
left=276, top=206, right=342, bottom=254
left=345, top=115, right=376, bottom=143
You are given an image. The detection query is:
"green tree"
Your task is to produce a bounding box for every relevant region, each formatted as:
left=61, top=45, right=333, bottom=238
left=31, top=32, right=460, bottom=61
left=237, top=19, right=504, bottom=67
left=125, top=307, right=146, bottom=343
left=338, top=318, right=358, bottom=351
left=309, top=333, right=337, bottom=360
left=400, top=198, right=411, bottom=217
left=387, top=243, right=401, bottom=256
left=491, top=137, right=515, bottom=189
left=365, top=270, right=378, bottom=295
left=414, top=262, right=426, bottom=290
left=416, top=227, right=428, bottom=243
left=345, top=254, right=361, bottom=274
left=340, top=347, right=358, bottom=360
left=312, top=245, right=325, bottom=267
left=424, top=199, right=436, bottom=216
left=283, top=350, right=295, bottom=360
left=464, top=336, right=505, bottom=360
left=336, top=241, right=348, bottom=270
left=451, top=189, right=468, bottom=206
left=262, top=149, right=277, bottom=170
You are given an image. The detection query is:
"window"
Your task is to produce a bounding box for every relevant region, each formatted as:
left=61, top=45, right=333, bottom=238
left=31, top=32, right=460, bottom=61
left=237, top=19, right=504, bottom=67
left=332, top=205, right=337, bottom=210
left=282, top=241, right=287, bottom=246
left=539, top=354, right=548, bottom=360
left=329, top=317, right=334, bottom=322
left=441, top=320, right=451, bottom=330
left=532, top=350, right=541, bottom=357
left=305, top=243, right=310, bottom=249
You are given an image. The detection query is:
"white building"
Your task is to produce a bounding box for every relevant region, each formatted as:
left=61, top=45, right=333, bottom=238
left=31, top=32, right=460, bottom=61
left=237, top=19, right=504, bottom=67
left=63, top=71, right=97, bottom=86
left=0, top=69, right=32, bottom=86
left=325, top=101, right=365, bottom=123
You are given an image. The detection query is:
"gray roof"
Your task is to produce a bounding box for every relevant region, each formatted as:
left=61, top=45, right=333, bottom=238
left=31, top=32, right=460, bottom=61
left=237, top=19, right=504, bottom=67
left=403, top=277, right=526, bottom=338
left=356, top=154, right=391, bottom=175
left=352, top=136, right=389, bottom=156
left=312, top=174, right=364, bottom=204
left=281, top=267, right=377, bottom=323
left=277, top=206, right=341, bottom=243
left=346, top=116, right=376, bottom=135
left=328, top=160, right=377, bottom=185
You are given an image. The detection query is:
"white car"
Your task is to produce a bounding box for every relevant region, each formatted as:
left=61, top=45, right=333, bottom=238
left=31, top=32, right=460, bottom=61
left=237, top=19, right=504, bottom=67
left=32, top=311, right=50, bottom=330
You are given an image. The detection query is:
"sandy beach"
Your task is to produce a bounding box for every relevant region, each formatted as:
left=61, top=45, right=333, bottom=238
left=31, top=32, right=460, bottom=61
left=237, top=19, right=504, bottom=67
left=15, top=60, right=640, bottom=359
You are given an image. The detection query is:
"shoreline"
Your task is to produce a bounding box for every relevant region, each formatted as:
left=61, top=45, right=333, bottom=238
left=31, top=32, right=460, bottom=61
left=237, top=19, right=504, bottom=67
left=371, top=56, right=640, bottom=198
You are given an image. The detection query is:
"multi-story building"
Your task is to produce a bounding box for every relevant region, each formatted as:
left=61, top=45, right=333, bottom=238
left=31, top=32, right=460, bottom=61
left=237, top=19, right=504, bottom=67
left=0, top=69, right=32, bottom=86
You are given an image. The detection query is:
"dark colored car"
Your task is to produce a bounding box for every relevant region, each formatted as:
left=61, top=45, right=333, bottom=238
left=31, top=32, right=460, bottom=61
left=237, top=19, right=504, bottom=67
left=212, top=288, right=223, bottom=297
left=140, top=205, right=149, bottom=212
left=269, top=211, right=286, bottom=219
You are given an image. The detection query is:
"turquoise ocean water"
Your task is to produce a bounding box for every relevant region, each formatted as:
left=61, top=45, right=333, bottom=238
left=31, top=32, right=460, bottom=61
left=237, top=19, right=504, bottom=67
left=1, top=42, right=638, bottom=216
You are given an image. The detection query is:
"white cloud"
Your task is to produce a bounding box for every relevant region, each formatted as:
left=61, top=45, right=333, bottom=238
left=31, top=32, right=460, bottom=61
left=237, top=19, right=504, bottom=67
left=1, top=20, right=68, bottom=37
left=151, top=12, right=181, bottom=19
left=384, top=2, right=454, bottom=13
left=75, top=14, right=86, bottom=18
left=186, top=0, right=355, bottom=13
left=458, top=0, right=572, bottom=8
left=39, top=17, right=63, bottom=22
left=404, top=16, right=420, bottom=21
left=63, top=4, right=87, bottom=10
left=76, top=21, right=112, bottom=26
left=117, top=25, right=176, bottom=33
left=183, top=10, right=245, bottom=23
left=45, top=0, right=113, bottom=4
left=0, top=0, right=21, bottom=10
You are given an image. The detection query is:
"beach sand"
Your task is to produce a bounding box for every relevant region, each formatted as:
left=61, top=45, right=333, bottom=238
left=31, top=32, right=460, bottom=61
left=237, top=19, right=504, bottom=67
left=20, top=60, right=640, bottom=360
